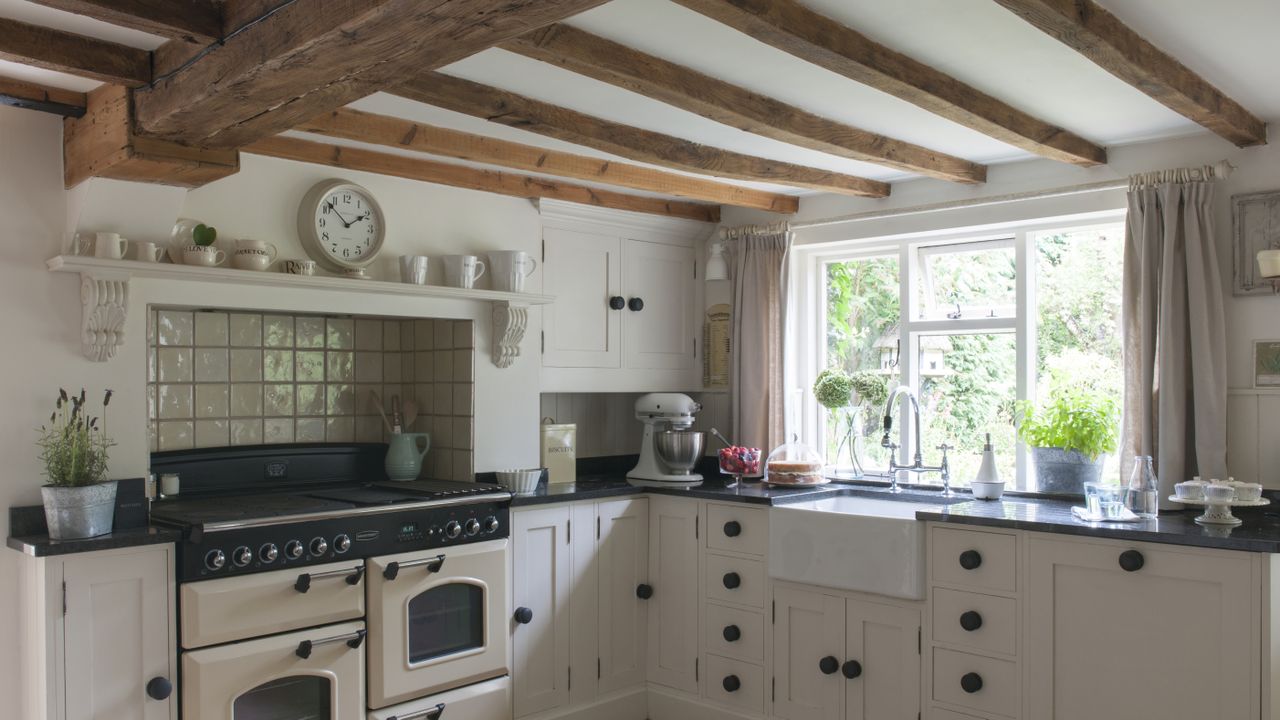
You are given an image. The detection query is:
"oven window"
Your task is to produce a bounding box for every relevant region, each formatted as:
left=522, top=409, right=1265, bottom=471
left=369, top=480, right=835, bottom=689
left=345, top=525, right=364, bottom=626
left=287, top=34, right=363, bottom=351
left=233, top=675, right=331, bottom=719
left=408, top=582, right=484, bottom=664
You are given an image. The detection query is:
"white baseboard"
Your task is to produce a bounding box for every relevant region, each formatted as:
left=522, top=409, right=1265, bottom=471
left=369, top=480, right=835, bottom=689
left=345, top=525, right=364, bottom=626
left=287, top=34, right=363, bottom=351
left=647, top=685, right=762, bottom=720
left=518, top=686, right=648, bottom=720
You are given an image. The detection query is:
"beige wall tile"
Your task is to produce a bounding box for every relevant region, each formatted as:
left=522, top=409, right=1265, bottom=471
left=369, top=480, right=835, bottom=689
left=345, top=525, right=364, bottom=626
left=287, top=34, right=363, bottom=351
left=296, top=418, right=325, bottom=442
left=296, top=384, right=324, bottom=416
left=383, top=353, right=402, bottom=383
left=264, top=418, right=294, bottom=444
left=230, top=383, right=262, bottom=416
left=326, top=318, right=353, bottom=349
left=355, top=352, right=383, bottom=383
left=264, top=349, right=294, bottom=382
left=230, top=418, right=263, bottom=445
left=384, top=322, right=401, bottom=351
left=433, top=320, right=452, bottom=350
left=158, top=347, right=192, bottom=383
left=194, top=348, right=229, bottom=383
left=229, top=313, right=262, bottom=347
left=355, top=318, right=383, bottom=351
left=158, top=384, right=192, bottom=419
left=326, top=417, right=355, bottom=442
left=195, top=384, right=229, bottom=418
left=453, top=350, right=473, bottom=382
left=194, top=312, right=228, bottom=346
left=326, top=351, right=353, bottom=382
left=229, top=348, right=262, bottom=382
left=453, top=320, right=474, bottom=349
left=264, top=384, right=294, bottom=416
left=296, top=316, right=325, bottom=348
left=158, top=420, right=193, bottom=450
left=195, top=419, right=229, bottom=448
left=453, top=417, right=473, bottom=451
left=263, top=315, right=294, bottom=348
left=414, top=320, right=433, bottom=351
left=327, top=385, right=354, bottom=415
left=296, top=351, right=324, bottom=382
left=157, top=309, right=193, bottom=346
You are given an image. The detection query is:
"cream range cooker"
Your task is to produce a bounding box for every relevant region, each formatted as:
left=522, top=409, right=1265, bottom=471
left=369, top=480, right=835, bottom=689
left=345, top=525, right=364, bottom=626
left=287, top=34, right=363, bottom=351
left=150, top=445, right=513, bottom=720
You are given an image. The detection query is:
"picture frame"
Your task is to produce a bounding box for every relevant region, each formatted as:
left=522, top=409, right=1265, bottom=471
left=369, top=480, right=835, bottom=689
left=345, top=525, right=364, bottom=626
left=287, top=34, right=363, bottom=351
left=1255, top=340, right=1280, bottom=388
left=1232, top=190, right=1280, bottom=296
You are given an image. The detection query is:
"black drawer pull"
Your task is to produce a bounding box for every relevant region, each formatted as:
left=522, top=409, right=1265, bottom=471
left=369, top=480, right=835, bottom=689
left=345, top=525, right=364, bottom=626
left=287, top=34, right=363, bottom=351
left=959, top=610, right=983, bottom=632
left=722, top=675, right=741, bottom=692
left=959, top=549, right=983, bottom=570
left=722, top=572, right=741, bottom=589
left=819, top=656, right=839, bottom=675
left=723, top=624, right=741, bottom=642
left=723, top=520, right=742, bottom=537
left=636, top=583, right=653, bottom=599
left=841, top=660, right=862, bottom=679
left=1119, top=549, right=1144, bottom=572
left=961, top=672, right=983, bottom=694
left=514, top=607, right=533, bottom=624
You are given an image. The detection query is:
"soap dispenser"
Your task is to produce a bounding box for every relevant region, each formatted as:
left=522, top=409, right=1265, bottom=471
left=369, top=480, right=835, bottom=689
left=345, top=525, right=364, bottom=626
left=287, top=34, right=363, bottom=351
left=974, top=433, right=1000, bottom=484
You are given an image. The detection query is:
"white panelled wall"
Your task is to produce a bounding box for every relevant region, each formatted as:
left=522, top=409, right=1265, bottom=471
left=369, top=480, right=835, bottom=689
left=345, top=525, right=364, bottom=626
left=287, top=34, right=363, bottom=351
left=540, top=392, right=732, bottom=458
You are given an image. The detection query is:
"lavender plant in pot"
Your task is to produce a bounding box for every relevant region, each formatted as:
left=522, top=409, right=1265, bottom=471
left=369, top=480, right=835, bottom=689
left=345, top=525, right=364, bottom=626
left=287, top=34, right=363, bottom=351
left=37, top=388, right=117, bottom=539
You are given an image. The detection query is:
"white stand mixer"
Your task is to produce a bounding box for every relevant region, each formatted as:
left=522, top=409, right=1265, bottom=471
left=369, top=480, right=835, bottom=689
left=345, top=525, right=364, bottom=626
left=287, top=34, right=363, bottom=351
left=627, top=393, right=705, bottom=486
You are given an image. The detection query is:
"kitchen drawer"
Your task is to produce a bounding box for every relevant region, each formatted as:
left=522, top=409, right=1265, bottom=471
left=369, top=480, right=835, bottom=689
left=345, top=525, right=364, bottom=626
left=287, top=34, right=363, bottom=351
left=931, top=588, right=1017, bottom=656
left=368, top=675, right=510, bottom=719
left=704, top=602, right=765, bottom=663
left=930, top=707, right=993, bottom=720
left=932, top=648, right=1019, bottom=718
left=704, top=553, right=766, bottom=608
left=181, top=560, right=365, bottom=648
left=702, top=653, right=764, bottom=715
left=931, top=527, right=1017, bottom=593
left=706, top=503, right=768, bottom=556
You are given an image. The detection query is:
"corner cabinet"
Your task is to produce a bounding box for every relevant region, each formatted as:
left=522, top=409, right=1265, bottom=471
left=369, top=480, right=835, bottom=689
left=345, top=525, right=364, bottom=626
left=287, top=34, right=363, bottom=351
left=538, top=200, right=709, bottom=392
left=21, top=543, right=177, bottom=720
left=646, top=496, right=701, bottom=695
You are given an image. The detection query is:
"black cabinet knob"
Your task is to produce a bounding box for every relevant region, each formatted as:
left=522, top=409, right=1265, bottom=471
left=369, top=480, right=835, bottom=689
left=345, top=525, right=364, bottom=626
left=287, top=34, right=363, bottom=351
left=636, top=583, right=653, bottom=599
left=609, top=296, right=625, bottom=310
left=723, top=520, right=742, bottom=537
left=514, top=607, right=534, bottom=624
left=841, top=660, right=863, bottom=679
left=819, top=656, right=840, bottom=675
left=959, top=610, right=983, bottom=632
left=146, top=676, right=172, bottom=701
left=1119, top=549, right=1145, bottom=572
left=628, top=297, right=644, bottom=312
left=722, top=675, right=741, bottom=693
left=723, top=624, right=741, bottom=642
left=722, top=572, right=741, bottom=589
left=961, top=672, right=984, bottom=694
left=959, top=549, right=983, bottom=570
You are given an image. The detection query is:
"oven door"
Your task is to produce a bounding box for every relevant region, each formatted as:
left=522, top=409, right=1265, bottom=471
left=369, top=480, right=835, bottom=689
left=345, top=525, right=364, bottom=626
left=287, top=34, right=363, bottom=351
left=367, top=538, right=509, bottom=708
left=182, top=620, right=365, bottom=720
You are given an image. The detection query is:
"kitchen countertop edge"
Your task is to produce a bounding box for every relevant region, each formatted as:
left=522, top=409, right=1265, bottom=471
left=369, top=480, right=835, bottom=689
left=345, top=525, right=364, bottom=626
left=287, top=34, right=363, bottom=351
left=7, top=525, right=182, bottom=557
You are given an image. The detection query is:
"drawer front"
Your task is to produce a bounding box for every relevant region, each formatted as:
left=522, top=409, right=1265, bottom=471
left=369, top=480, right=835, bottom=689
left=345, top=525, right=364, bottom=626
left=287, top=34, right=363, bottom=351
left=931, top=527, right=1017, bottom=593
left=931, top=588, right=1017, bottom=656
left=704, top=603, right=765, bottom=663
left=703, top=653, right=765, bottom=714
left=369, top=676, right=510, bottom=719
left=930, top=707, right=992, bottom=720
left=932, top=648, right=1019, bottom=718
left=181, top=560, right=365, bottom=648
left=706, top=503, right=768, bottom=556
left=704, top=553, right=766, bottom=608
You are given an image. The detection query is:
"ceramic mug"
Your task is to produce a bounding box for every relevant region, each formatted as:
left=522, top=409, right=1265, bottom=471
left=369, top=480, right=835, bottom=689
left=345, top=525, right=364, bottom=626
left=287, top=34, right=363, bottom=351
left=441, top=255, right=486, bottom=289
left=183, top=244, right=225, bottom=267
left=282, top=259, right=316, bottom=276
left=399, top=255, right=429, bottom=285
left=487, top=250, right=537, bottom=292
left=94, top=232, right=128, bottom=260
left=133, top=241, right=165, bottom=263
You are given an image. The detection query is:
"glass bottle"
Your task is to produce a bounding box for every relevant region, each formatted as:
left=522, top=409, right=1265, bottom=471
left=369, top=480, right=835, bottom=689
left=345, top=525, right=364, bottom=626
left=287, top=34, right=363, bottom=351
left=1124, top=455, right=1160, bottom=518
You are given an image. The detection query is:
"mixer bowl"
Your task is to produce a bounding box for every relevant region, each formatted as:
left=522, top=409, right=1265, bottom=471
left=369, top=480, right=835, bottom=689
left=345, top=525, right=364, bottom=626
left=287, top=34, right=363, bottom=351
left=656, top=430, right=706, bottom=473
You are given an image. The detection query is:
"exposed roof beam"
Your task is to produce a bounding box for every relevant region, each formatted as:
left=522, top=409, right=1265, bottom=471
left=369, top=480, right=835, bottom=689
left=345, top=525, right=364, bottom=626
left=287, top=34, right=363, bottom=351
left=27, top=0, right=222, bottom=44
left=246, top=136, right=721, bottom=223
left=296, top=108, right=798, bottom=213
left=394, top=73, right=890, bottom=198
left=132, top=0, right=610, bottom=148
left=0, top=76, right=86, bottom=117
left=992, top=0, right=1266, bottom=147
left=505, top=23, right=986, bottom=185
left=0, top=16, right=150, bottom=87
left=671, top=0, right=1107, bottom=166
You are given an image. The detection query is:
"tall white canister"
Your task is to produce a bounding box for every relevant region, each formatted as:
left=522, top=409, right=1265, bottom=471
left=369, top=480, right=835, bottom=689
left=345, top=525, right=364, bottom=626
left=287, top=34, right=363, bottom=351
left=540, top=419, right=577, bottom=485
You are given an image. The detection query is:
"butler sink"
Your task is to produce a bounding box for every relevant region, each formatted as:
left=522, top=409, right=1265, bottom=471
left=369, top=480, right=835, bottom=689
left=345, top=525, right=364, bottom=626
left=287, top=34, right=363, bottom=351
left=769, top=495, right=944, bottom=600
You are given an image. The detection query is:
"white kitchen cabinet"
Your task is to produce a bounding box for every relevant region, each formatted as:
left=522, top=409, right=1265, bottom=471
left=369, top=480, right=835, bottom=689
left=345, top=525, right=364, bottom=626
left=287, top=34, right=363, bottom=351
left=1024, top=534, right=1260, bottom=720
left=620, top=239, right=696, bottom=371
left=597, top=498, right=649, bottom=694
left=541, top=225, right=621, bottom=369
left=21, top=543, right=176, bottom=720
left=646, top=495, right=701, bottom=694
left=512, top=506, right=572, bottom=717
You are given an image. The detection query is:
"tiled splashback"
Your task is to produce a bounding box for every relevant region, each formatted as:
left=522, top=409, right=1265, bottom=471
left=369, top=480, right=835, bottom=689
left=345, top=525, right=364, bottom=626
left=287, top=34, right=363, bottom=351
left=540, top=392, right=731, bottom=458
left=147, top=308, right=475, bottom=481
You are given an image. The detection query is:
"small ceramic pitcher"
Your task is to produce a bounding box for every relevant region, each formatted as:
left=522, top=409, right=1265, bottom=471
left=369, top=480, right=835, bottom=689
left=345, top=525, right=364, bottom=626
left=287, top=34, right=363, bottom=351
left=385, top=432, right=430, bottom=481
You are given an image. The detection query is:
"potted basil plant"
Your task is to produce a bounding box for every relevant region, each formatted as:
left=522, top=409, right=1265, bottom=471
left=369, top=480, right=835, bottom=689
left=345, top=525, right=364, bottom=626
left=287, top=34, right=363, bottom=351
left=1016, top=386, right=1119, bottom=495
left=37, top=388, right=118, bottom=539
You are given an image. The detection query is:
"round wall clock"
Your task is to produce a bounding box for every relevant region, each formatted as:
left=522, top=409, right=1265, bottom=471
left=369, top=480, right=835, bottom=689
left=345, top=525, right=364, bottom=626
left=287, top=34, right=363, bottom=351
left=296, top=179, right=386, bottom=271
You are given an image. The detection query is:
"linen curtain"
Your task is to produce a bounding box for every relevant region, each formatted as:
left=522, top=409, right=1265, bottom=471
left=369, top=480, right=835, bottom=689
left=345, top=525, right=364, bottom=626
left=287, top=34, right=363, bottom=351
left=1122, top=175, right=1228, bottom=505
left=725, top=223, right=792, bottom=453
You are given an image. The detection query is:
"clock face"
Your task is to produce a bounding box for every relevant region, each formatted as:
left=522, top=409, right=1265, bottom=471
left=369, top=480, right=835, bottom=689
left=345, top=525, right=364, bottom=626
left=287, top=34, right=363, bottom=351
left=298, top=180, right=385, bottom=270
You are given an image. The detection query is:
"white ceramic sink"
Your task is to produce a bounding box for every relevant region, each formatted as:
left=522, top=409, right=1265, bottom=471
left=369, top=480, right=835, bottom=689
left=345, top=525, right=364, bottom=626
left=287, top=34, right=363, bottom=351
left=769, top=495, right=943, bottom=600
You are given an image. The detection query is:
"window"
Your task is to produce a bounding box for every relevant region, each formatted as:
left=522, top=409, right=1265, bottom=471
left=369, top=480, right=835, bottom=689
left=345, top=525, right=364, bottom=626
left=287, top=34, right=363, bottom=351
left=802, top=216, right=1125, bottom=492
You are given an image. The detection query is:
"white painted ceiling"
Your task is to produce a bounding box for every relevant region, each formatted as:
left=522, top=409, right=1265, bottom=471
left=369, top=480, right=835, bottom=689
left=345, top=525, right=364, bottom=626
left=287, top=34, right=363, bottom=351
left=2, top=0, right=1275, bottom=200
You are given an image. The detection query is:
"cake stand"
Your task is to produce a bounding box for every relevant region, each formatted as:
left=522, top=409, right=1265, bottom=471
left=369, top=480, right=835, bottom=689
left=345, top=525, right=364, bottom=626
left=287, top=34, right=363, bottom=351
left=1166, top=495, right=1269, bottom=526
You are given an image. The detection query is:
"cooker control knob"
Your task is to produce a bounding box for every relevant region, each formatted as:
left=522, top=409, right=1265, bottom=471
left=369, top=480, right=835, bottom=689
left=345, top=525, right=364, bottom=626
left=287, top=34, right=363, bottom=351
left=232, top=546, right=253, bottom=567
left=333, top=534, right=351, bottom=554
left=483, top=516, right=500, bottom=533
left=464, top=518, right=481, bottom=536
left=310, top=537, right=328, bottom=556
left=259, top=543, right=279, bottom=563
left=445, top=521, right=463, bottom=539
left=284, top=540, right=304, bottom=560
left=204, top=549, right=226, bottom=571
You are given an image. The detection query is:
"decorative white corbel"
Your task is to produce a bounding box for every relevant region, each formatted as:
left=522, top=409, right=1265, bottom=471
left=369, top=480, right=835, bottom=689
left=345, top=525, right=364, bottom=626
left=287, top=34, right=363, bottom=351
left=79, top=274, right=129, bottom=361
left=491, top=301, right=530, bottom=369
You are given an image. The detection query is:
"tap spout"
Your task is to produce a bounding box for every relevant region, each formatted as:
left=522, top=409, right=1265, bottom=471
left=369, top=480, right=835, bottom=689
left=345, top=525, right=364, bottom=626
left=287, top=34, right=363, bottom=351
left=882, top=386, right=923, bottom=461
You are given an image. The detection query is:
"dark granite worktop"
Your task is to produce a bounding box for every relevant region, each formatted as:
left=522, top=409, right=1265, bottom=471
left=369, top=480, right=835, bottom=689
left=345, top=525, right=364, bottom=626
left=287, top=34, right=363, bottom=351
left=7, top=500, right=180, bottom=558
left=509, top=473, right=846, bottom=507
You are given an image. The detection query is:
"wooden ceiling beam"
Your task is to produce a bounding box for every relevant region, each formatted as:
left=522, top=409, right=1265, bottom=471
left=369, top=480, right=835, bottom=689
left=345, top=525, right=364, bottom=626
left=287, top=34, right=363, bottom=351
left=672, top=0, right=1107, bottom=167
left=0, top=76, right=86, bottom=118
left=26, top=0, right=222, bottom=44
left=132, top=0, right=610, bottom=148
left=245, top=136, right=721, bottom=223
left=0, top=16, right=150, bottom=87
left=394, top=73, right=890, bottom=198
left=505, top=23, right=986, bottom=184
left=296, top=107, right=798, bottom=213
left=992, top=0, right=1266, bottom=147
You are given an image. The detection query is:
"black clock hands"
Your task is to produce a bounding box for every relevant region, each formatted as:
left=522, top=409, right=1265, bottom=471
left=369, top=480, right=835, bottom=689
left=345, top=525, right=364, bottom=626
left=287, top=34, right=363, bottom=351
left=326, top=200, right=354, bottom=228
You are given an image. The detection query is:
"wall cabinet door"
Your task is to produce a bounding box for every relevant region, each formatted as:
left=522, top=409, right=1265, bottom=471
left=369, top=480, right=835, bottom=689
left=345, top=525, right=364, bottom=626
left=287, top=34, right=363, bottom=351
left=512, top=506, right=572, bottom=717
left=542, top=227, right=621, bottom=369
left=845, top=598, right=920, bottom=720
left=62, top=545, right=174, bottom=720
left=773, top=585, right=845, bottom=720
left=647, top=496, right=701, bottom=694
left=621, top=239, right=695, bottom=371
left=1025, top=535, right=1259, bottom=719
left=597, top=498, right=649, bottom=694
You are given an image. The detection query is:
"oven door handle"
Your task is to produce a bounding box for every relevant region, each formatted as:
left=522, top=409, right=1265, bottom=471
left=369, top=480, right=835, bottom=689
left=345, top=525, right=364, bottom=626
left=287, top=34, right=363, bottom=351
left=295, top=629, right=366, bottom=659
left=383, top=554, right=445, bottom=581
left=294, top=565, right=365, bottom=593
left=388, top=702, right=445, bottom=720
